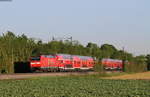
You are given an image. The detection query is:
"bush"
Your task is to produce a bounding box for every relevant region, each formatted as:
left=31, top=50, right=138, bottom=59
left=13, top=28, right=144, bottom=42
left=94, top=61, right=104, bottom=73
left=125, top=62, right=147, bottom=73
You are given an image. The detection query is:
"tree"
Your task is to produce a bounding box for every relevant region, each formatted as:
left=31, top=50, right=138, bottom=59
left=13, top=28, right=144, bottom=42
left=100, top=44, right=117, bottom=58
left=0, top=32, right=36, bottom=73
left=86, top=42, right=101, bottom=60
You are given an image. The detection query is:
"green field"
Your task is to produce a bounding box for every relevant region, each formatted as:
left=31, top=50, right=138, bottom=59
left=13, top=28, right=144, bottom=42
left=0, top=76, right=150, bottom=97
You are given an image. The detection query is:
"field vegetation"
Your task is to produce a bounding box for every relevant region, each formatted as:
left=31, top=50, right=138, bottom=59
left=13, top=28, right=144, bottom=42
left=0, top=75, right=150, bottom=97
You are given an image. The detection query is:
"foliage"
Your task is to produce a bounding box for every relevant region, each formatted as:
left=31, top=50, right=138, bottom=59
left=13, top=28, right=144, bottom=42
left=0, top=76, right=150, bottom=97
left=125, top=55, right=147, bottom=72
left=0, top=31, right=35, bottom=73
left=93, top=60, right=104, bottom=73
left=101, top=44, right=117, bottom=58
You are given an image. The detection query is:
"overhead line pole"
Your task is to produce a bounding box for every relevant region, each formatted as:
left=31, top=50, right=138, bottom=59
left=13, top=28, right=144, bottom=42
left=122, top=47, right=126, bottom=72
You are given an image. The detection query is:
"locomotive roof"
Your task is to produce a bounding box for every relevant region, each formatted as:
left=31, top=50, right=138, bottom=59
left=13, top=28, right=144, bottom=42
left=56, top=54, right=93, bottom=60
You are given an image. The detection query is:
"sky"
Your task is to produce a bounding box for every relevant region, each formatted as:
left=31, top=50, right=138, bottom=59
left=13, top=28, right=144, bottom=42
left=0, top=0, right=150, bottom=55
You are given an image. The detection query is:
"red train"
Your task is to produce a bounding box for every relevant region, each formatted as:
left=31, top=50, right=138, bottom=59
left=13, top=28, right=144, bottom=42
left=30, top=54, right=95, bottom=72
left=30, top=53, right=123, bottom=72
left=102, top=58, right=123, bottom=70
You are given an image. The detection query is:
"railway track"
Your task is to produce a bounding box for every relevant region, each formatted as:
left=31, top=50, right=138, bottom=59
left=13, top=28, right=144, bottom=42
left=0, top=72, right=97, bottom=80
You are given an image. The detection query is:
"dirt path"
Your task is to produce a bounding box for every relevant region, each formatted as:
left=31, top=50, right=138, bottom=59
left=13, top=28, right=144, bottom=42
left=103, top=72, right=150, bottom=80
left=0, top=72, right=96, bottom=80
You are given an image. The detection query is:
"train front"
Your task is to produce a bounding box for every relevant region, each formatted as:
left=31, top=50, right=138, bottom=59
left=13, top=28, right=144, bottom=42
left=30, top=56, right=41, bottom=72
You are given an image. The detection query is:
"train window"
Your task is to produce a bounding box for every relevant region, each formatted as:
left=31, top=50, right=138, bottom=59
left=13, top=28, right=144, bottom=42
left=62, top=55, right=72, bottom=59
left=45, top=55, right=55, bottom=58
left=31, top=57, right=40, bottom=61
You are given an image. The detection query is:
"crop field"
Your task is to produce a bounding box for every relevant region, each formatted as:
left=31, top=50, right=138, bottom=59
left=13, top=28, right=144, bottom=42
left=0, top=76, right=150, bottom=97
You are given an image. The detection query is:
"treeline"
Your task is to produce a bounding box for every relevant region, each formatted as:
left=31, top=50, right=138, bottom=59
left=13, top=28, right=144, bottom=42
left=0, top=31, right=149, bottom=73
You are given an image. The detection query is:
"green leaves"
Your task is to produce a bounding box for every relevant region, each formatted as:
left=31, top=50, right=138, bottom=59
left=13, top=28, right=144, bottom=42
left=0, top=31, right=35, bottom=73
left=0, top=77, right=150, bottom=97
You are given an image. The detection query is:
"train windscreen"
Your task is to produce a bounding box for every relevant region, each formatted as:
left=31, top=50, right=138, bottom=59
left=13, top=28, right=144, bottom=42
left=31, top=57, right=40, bottom=61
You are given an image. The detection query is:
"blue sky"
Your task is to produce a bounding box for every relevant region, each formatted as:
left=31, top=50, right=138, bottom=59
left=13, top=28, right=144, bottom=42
left=0, top=0, right=150, bottom=55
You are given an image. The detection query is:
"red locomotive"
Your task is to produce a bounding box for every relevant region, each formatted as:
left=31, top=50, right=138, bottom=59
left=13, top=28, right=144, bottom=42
left=30, top=54, right=95, bottom=72
left=102, top=58, right=123, bottom=70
